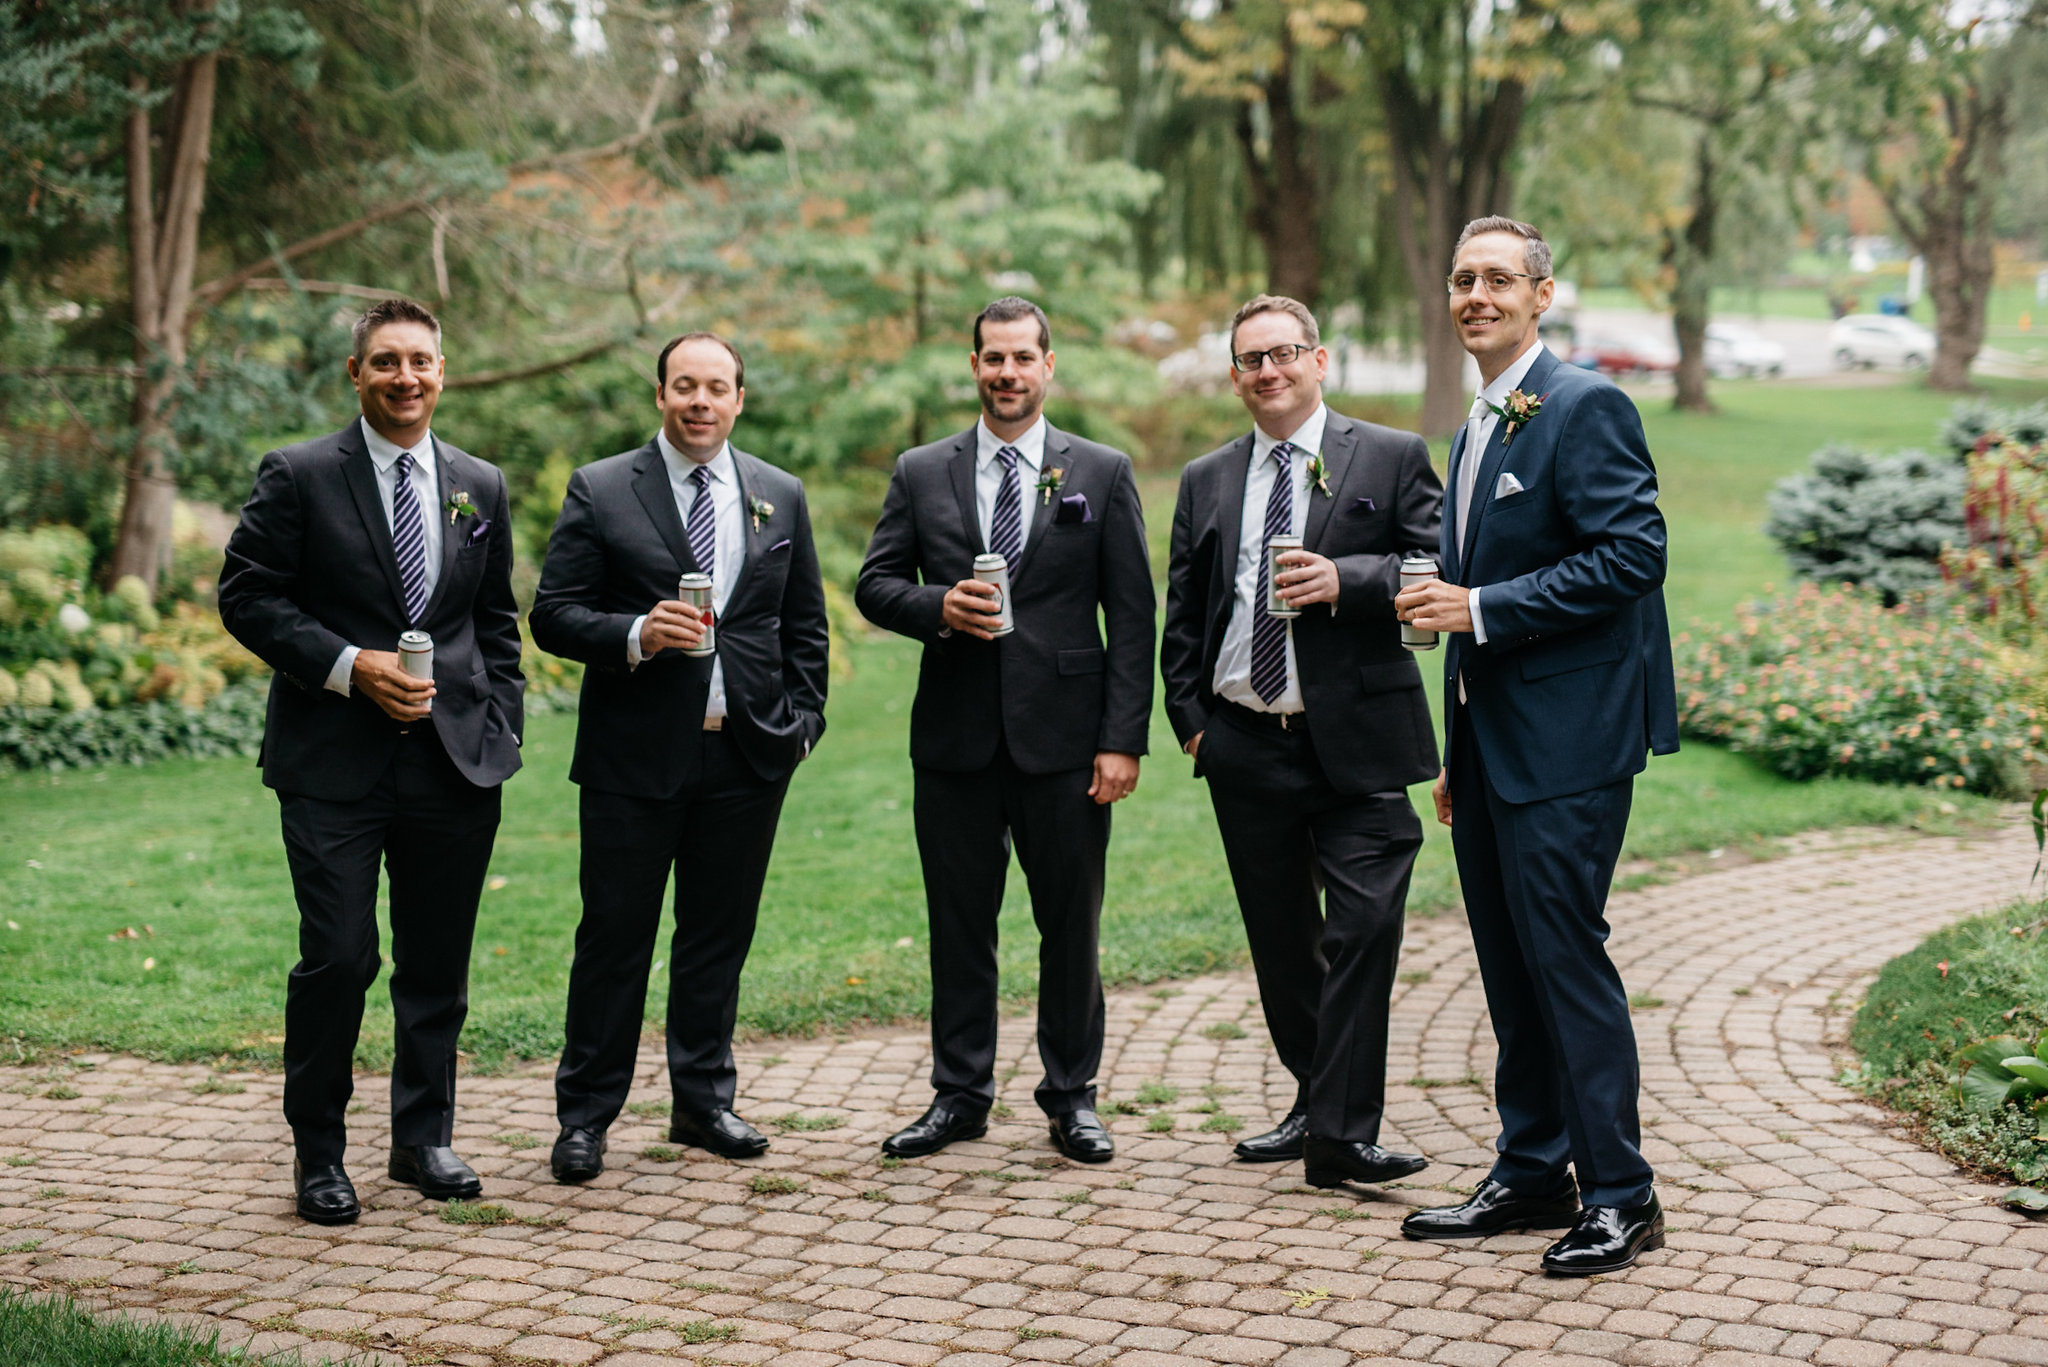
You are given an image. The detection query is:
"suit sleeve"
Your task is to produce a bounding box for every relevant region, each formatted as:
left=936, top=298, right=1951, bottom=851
left=1159, top=465, right=1210, bottom=749
left=218, top=449, right=353, bottom=691
left=855, top=457, right=948, bottom=639
left=477, top=469, right=526, bottom=739
left=1476, top=384, right=1667, bottom=648
left=781, top=483, right=831, bottom=753
left=529, top=467, right=639, bottom=671
left=1334, top=433, right=1444, bottom=617
left=1096, top=456, right=1155, bottom=757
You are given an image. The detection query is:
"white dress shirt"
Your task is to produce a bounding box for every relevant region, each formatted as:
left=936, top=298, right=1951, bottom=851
left=1211, top=403, right=1326, bottom=714
left=976, top=414, right=1047, bottom=557
left=1455, top=336, right=1546, bottom=650
left=627, top=432, right=745, bottom=720
left=324, top=417, right=444, bottom=695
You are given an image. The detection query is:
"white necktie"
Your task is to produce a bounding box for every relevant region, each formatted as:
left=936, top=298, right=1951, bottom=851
left=1455, top=396, right=1490, bottom=553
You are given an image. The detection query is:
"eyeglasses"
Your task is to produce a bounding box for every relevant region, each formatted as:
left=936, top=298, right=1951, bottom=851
left=1231, top=343, right=1312, bottom=372
left=1446, top=270, right=1547, bottom=296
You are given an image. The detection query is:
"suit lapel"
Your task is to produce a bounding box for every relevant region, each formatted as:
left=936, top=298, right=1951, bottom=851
left=1302, top=415, right=1352, bottom=552
left=338, top=421, right=410, bottom=619
left=1443, top=425, right=1469, bottom=581
left=945, top=430, right=982, bottom=555
left=1210, top=434, right=1253, bottom=624
left=631, top=440, right=694, bottom=575
left=1462, top=346, right=1561, bottom=568
left=724, top=448, right=768, bottom=608
left=421, top=438, right=464, bottom=619
left=1011, top=426, right=1069, bottom=582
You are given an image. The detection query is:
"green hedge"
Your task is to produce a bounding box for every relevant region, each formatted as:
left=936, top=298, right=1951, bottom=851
left=0, top=680, right=266, bottom=771
left=1847, top=905, right=2048, bottom=1183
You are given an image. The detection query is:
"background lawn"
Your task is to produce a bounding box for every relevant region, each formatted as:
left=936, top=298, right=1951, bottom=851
left=2, top=377, right=2037, bottom=1068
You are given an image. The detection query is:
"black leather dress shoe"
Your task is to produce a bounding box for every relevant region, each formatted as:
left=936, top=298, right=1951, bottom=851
left=294, top=1160, right=360, bottom=1226
left=550, top=1126, right=607, bottom=1184
left=1401, top=1176, right=1582, bottom=1240
left=670, top=1107, right=769, bottom=1159
left=1049, top=1109, right=1114, bottom=1164
left=388, top=1145, right=483, bottom=1200
left=1234, top=1110, right=1308, bottom=1162
left=1541, top=1193, right=1665, bottom=1276
left=1302, top=1136, right=1428, bottom=1189
left=882, top=1103, right=988, bottom=1158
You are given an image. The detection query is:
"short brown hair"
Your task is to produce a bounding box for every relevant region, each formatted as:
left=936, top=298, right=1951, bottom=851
left=1229, top=294, right=1319, bottom=357
left=351, top=298, right=441, bottom=363
left=1454, top=216, right=1554, bottom=279
left=657, top=331, right=745, bottom=389
left=973, top=296, right=1050, bottom=354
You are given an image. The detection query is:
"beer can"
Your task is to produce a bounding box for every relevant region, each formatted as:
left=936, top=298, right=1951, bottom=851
left=971, top=553, right=1015, bottom=637
left=398, top=629, right=434, bottom=711
left=677, top=572, right=716, bottom=657
left=1399, top=555, right=1441, bottom=652
left=1266, top=534, right=1303, bottom=619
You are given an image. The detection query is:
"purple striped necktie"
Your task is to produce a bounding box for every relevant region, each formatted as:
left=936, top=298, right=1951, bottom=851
left=685, top=464, right=717, bottom=578
left=989, top=445, right=1023, bottom=566
left=391, top=450, right=429, bottom=624
left=1249, top=441, right=1295, bottom=705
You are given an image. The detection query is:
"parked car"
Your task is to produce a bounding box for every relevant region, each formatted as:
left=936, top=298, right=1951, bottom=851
left=1569, top=329, right=1679, bottom=376
left=1704, top=322, right=1787, bottom=378
left=1828, top=314, right=1935, bottom=370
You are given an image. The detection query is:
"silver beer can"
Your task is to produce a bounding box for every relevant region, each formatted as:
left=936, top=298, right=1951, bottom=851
left=677, top=573, right=716, bottom=657
left=397, top=629, right=434, bottom=711
left=1266, top=534, right=1303, bottom=619
left=1399, top=555, right=1441, bottom=652
left=971, top=553, right=1015, bottom=637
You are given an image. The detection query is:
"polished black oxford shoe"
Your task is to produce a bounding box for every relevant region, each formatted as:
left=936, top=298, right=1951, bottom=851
left=1302, top=1136, right=1428, bottom=1189
left=882, top=1103, right=988, bottom=1158
left=294, top=1160, right=360, bottom=1226
left=1401, top=1176, right=1582, bottom=1240
left=670, top=1106, right=769, bottom=1159
left=388, top=1145, right=483, bottom=1201
left=1541, top=1192, right=1665, bottom=1276
left=550, top=1126, right=607, bottom=1184
left=1234, top=1109, right=1308, bottom=1163
left=1049, top=1108, right=1114, bottom=1164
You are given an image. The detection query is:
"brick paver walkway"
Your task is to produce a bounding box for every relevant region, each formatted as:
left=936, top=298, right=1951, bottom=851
left=5, top=818, right=2047, bottom=1367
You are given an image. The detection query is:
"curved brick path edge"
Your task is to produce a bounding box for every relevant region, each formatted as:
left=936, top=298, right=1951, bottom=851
left=4, top=816, right=2048, bottom=1367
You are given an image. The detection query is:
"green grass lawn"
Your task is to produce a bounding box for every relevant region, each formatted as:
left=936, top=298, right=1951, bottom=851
left=1, top=377, right=2037, bottom=1067
left=0, top=1289, right=267, bottom=1366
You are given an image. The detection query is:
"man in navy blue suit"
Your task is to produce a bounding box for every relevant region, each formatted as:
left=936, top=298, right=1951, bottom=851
left=1394, top=217, right=1678, bottom=1275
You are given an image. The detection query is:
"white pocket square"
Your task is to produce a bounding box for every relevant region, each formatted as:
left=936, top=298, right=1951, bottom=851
left=1494, top=472, right=1526, bottom=499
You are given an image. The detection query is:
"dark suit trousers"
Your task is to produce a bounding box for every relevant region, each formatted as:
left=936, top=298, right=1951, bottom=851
left=1200, top=708, right=1422, bottom=1143
left=914, top=745, right=1108, bottom=1116
left=555, top=731, right=791, bottom=1131
left=277, top=726, right=501, bottom=1165
left=1449, top=709, right=1653, bottom=1208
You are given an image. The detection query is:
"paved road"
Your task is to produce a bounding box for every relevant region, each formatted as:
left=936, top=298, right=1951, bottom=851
left=2, top=818, right=2044, bottom=1366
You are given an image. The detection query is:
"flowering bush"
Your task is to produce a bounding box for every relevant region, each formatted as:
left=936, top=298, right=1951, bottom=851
left=1942, top=423, right=2048, bottom=637
left=1676, top=583, right=2043, bottom=796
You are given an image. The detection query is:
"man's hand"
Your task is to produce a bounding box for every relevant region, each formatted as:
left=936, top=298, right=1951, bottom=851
left=1184, top=732, right=1202, bottom=760
left=1432, top=768, right=1452, bottom=827
left=351, top=649, right=435, bottom=722
left=1090, top=751, right=1140, bottom=804
left=642, top=600, right=709, bottom=655
left=942, top=578, right=1006, bottom=640
left=1275, top=549, right=1340, bottom=608
left=1396, top=579, right=1474, bottom=634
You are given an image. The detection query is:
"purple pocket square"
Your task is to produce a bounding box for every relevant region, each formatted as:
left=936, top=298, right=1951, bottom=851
left=464, top=518, right=493, bottom=545
left=1054, top=491, right=1093, bottom=525
left=767, top=538, right=792, bottom=553
left=1349, top=497, right=1376, bottom=513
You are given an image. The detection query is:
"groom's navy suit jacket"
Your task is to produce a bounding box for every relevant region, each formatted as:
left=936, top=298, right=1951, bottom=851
left=1441, top=347, right=1678, bottom=804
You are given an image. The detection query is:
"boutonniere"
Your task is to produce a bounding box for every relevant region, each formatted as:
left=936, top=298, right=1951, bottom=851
left=1035, top=467, right=1066, bottom=506
left=1486, top=389, right=1546, bottom=447
left=444, top=490, right=479, bottom=526
left=1305, top=451, right=1332, bottom=498
left=747, top=492, right=774, bottom=533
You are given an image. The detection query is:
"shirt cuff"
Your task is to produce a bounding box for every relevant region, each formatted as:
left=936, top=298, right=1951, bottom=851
left=627, top=614, right=649, bottom=668
left=1469, top=587, right=1487, bottom=645
left=325, top=645, right=360, bottom=696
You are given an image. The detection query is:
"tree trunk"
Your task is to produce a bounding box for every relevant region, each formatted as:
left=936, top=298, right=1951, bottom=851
left=1667, top=132, right=1718, bottom=413
left=109, top=30, right=219, bottom=593
left=1925, top=230, right=1991, bottom=390
left=1234, top=35, right=1322, bottom=309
